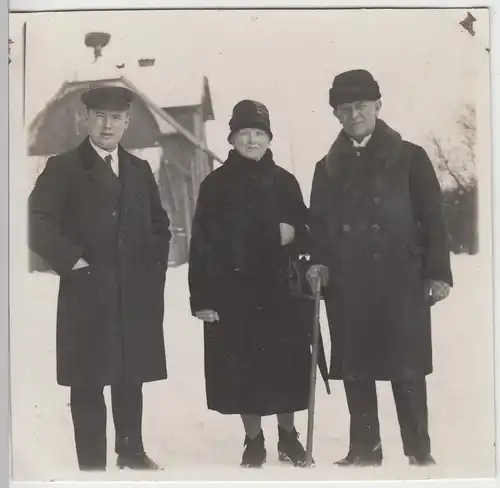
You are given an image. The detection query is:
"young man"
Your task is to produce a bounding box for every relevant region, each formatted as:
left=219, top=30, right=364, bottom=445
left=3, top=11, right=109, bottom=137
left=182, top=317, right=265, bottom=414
left=28, top=86, right=171, bottom=471
left=307, top=69, right=453, bottom=467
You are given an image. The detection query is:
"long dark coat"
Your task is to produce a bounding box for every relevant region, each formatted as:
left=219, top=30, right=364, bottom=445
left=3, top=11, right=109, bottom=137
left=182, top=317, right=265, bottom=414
left=309, top=119, right=453, bottom=381
left=188, top=149, right=313, bottom=416
left=28, top=137, right=171, bottom=387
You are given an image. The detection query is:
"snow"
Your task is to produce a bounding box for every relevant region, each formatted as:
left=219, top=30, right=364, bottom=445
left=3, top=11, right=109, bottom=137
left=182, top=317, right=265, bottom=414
left=10, top=254, right=495, bottom=482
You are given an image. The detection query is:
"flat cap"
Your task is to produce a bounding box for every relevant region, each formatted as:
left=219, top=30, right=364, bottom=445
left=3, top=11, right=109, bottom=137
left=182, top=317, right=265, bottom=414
left=81, top=86, right=134, bottom=111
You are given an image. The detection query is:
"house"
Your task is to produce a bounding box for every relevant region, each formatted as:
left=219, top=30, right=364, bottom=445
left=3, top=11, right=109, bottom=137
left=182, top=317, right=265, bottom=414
left=27, top=67, right=221, bottom=270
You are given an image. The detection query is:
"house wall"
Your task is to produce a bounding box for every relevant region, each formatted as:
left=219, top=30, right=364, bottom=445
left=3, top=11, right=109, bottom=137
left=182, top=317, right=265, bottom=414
left=158, top=134, right=195, bottom=266
left=163, top=106, right=196, bottom=134
left=157, top=120, right=213, bottom=266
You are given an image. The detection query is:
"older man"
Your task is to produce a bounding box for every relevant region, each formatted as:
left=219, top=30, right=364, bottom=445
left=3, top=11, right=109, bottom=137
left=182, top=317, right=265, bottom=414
left=28, top=86, right=171, bottom=471
left=307, top=69, right=452, bottom=467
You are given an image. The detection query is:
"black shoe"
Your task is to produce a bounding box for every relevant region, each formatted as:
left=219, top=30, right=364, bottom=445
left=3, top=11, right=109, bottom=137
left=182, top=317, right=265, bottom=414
left=241, top=430, right=266, bottom=468
left=408, top=454, right=436, bottom=466
left=117, top=452, right=163, bottom=470
left=334, top=452, right=382, bottom=467
left=277, top=426, right=311, bottom=467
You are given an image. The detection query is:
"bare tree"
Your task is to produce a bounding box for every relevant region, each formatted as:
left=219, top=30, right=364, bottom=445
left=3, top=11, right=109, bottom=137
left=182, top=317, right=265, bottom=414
left=428, top=103, right=476, bottom=190
left=427, top=103, right=478, bottom=254
left=458, top=103, right=476, bottom=172
left=429, top=134, right=469, bottom=192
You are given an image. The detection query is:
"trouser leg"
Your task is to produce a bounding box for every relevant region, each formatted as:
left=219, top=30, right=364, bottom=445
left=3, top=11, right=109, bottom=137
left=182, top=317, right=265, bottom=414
left=70, top=386, right=107, bottom=470
left=391, top=378, right=431, bottom=457
left=343, top=380, right=382, bottom=459
left=111, top=383, right=144, bottom=456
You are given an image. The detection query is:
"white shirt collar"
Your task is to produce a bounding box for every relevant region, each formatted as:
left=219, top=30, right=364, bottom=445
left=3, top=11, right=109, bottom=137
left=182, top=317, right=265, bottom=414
left=89, top=137, right=119, bottom=163
left=351, top=133, right=373, bottom=148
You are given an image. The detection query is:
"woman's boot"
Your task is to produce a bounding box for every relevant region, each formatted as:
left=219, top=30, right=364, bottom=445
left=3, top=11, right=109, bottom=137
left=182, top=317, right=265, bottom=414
left=241, top=430, right=267, bottom=468
left=277, top=426, right=310, bottom=467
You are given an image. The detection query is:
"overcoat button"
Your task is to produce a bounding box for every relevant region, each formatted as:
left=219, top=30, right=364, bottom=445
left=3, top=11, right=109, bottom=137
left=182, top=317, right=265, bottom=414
left=372, top=223, right=381, bottom=231
left=112, top=210, right=118, bottom=217
left=373, top=253, right=381, bottom=261
left=342, top=224, right=351, bottom=232
left=374, top=197, right=381, bottom=204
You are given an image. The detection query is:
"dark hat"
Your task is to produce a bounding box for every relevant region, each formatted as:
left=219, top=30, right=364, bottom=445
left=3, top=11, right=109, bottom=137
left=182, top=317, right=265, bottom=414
left=329, top=69, right=381, bottom=108
left=228, top=99, right=273, bottom=142
left=81, top=86, right=134, bottom=111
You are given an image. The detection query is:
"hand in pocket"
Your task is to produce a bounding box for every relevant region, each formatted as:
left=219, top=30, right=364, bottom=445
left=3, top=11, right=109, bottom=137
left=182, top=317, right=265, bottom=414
left=195, top=310, right=220, bottom=322
left=72, top=258, right=90, bottom=270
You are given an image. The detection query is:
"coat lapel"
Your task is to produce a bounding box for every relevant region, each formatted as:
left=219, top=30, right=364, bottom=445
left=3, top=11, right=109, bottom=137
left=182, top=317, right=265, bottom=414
left=78, top=137, right=122, bottom=196
left=118, top=146, right=143, bottom=212
left=325, top=119, right=403, bottom=207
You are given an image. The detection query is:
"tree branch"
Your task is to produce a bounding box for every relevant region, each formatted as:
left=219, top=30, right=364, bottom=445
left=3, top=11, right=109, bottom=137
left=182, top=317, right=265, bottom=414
left=429, top=134, right=468, bottom=191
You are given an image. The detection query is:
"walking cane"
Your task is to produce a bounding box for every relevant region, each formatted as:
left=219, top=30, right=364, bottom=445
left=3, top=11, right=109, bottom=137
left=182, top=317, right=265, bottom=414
left=305, top=277, right=323, bottom=466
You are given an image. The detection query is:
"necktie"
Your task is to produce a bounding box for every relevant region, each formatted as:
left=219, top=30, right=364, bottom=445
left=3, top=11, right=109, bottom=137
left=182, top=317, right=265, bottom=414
left=104, top=154, right=113, bottom=171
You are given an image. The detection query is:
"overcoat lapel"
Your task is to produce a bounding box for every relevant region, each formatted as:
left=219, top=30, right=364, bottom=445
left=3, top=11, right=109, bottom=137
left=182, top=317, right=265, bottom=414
left=118, top=145, right=143, bottom=212
left=78, top=137, right=122, bottom=196
left=324, top=119, right=403, bottom=208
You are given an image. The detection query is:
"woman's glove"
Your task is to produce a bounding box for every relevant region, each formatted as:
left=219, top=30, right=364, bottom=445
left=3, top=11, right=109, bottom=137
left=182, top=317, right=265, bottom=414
left=279, top=223, right=295, bottom=246
left=306, top=264, right=329, bottom=289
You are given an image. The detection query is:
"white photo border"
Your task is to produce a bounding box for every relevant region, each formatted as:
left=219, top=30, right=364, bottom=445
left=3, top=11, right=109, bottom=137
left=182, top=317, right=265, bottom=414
left=5, top=1, right=500, bottom=488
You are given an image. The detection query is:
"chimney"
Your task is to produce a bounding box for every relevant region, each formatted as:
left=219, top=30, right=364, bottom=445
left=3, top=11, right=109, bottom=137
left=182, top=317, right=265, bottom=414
left=138, top=58, right=155, bottom=67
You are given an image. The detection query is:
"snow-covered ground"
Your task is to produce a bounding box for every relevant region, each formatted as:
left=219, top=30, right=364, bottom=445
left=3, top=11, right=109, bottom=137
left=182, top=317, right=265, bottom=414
left=10, top=254, right=495, bottom=482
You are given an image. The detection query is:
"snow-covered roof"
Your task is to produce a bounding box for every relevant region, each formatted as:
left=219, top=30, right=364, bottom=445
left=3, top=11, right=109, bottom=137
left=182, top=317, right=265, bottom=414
left=68, top=58, right=213, bottom=115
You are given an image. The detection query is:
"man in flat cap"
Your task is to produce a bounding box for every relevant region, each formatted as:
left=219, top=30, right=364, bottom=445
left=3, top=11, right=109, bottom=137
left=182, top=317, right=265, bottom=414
left=307, top=69, right=453, bottom=467
left=29, top=86, right=171, bottom=471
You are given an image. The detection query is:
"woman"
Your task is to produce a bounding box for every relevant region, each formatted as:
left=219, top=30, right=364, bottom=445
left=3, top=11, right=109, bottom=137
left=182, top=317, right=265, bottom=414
left=188, top=100, right=313, bottom=468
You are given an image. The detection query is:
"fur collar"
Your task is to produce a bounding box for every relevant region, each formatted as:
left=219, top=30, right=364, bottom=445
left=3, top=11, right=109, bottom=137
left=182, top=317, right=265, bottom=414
left=324, top=118, right=403, bottom=181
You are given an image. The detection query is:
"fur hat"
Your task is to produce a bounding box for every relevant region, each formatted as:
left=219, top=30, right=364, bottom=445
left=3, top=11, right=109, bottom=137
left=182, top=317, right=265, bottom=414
left=329, top=69, right=381, bottom=108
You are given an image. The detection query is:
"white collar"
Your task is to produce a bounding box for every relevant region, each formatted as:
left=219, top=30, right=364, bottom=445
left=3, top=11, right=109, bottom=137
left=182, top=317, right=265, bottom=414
left=351, top=133, right=373, bottom=148
left=89, top=137, right=119, bottom=162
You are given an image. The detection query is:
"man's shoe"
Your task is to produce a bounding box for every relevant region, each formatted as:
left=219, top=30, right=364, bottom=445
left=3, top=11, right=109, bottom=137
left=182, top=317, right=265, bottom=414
left=277, top=426, right=311, bottom=467
left=240, top=430, right=267, bottom=468
left=408, top=454, right=436, bottom=466
left=117, top=452, right=163, bottom=470
left=334, top=452, right=382, bottom=467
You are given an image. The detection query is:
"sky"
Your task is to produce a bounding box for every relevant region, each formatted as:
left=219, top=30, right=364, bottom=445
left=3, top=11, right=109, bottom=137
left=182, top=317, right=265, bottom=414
left=9, top=8, right=490, bottom=200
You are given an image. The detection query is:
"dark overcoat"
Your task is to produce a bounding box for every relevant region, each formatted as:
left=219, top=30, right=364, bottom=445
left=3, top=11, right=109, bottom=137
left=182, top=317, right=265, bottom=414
left=309, top=119, right=453, bottom=381
left=28, top=137, right=171, bottom=387
left=188, top=149, right=313, bottom=416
